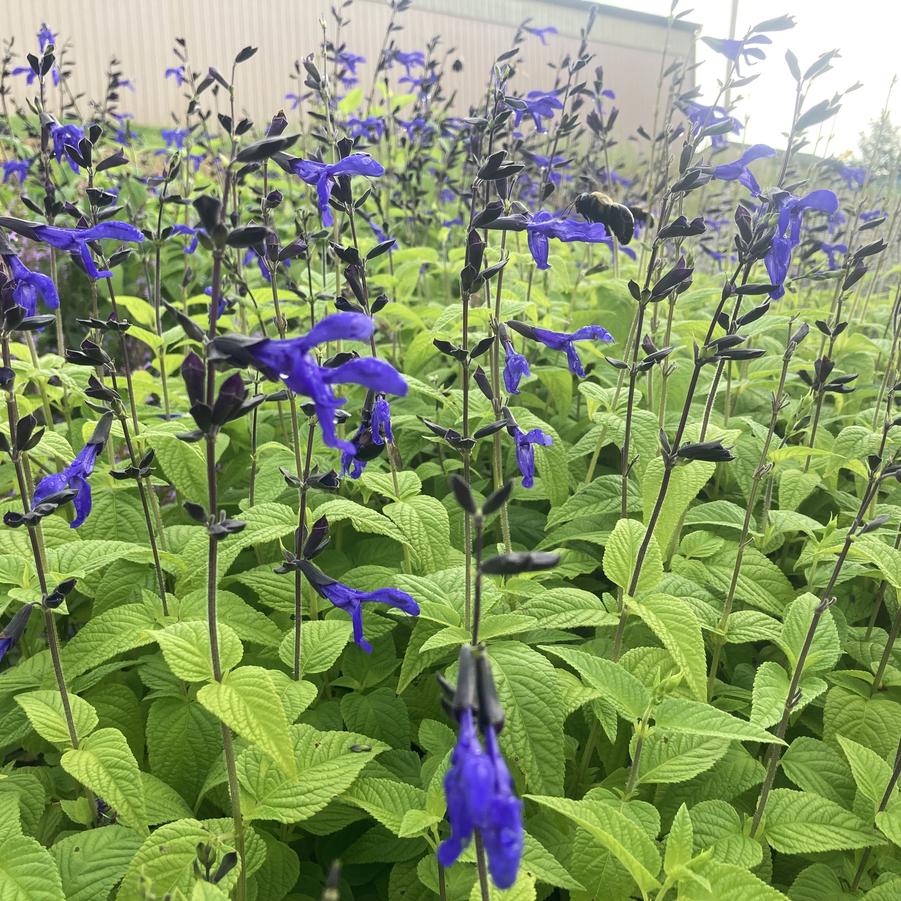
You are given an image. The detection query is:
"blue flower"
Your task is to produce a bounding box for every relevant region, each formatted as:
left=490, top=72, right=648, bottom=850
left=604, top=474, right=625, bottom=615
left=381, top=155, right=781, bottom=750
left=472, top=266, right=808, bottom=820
left=50, top=123, right=85, bottom=172
left=679, top=100, right=740, bottom=148
left=290, top=153, right=385, bottom=227
left=37, top=24, right=56, bottom=51
left=438, top=684, right=524, bottom=890
left=765, top=189, right=839, bottom=298
left=524, top=211, right=618, bottom=270
left=712, top=144, right=776, bottom=196
left=508, top=421, right=553, bottom=488
left=212, top=313, right=407, bottom=453
left=507, top=320, right=614, bottom=377
left=509, top=90, right=563, bottom=133
left=170, top=224, right=199, bottom=254
left=3, top=254, right=60, bottom=316
left=832, top=161, right=866, bottom=190
left=437, top=708, right=495, bottom=870
left=165, top=65, right=186, bottom=86
left=344, top=116, right=386, bottom=141
left=161, top=127, right=189, bottom=150
left=702, top=34, right=772, bottom=74
left=392, top=50, right=425, bottom=73
left=300, top=562, right=419, bottom=653
left=2, top=159, right=32, bottom=184
left=371, top=395, right=393, bottom=445
left=32, top=425, right=108, bottom=528
left=0, top=604, right=35, bottom=664
left=337, top=50, right=366, bottom=86
left=481, top=725, right=524, bottom=889
left=523, top=24, right=558, bottom=45
left=819, top=240, right=847, bottom=270
left=503, top=340, right=530, bottom=395
left=30, top=222, right=145, bottom=280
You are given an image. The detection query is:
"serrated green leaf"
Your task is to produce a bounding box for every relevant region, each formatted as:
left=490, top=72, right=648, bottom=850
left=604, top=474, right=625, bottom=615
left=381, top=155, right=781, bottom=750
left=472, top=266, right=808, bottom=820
left=763, top=789, right=875, bottom=852
left=152, top=620, right=243, bottom=682
left=16, top=689, right=98, bottom=746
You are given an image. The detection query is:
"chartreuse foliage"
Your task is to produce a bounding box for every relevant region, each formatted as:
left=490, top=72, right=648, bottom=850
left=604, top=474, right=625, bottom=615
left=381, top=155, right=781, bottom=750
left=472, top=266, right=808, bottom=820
left=1, top=4, right=901, bottom=901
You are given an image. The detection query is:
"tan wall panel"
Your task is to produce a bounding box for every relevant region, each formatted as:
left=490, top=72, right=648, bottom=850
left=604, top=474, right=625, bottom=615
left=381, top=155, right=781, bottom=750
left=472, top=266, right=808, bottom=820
left=3, top=1, right=694, bottom=138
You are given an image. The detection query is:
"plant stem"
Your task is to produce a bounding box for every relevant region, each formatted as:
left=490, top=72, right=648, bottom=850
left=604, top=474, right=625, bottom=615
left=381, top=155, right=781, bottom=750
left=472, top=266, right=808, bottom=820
left=474, top=832, right=491, bottom=901
left=751, top=472, right=882, bottom=837
left=1, top=335, right=78, bottom=749
left=471, top=514, right=484, bottom=645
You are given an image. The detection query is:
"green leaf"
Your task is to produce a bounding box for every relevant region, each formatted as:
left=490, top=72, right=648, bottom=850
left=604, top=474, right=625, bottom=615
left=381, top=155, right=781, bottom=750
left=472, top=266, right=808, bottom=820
left=781, top=737, right=854, bottom=808
left=341, top=687, right=410, bottom=748
left=16, top=689, right=98, bottom=746
left=633, top=593, right=707, bottom=701
left=636, top=732, right=730, bottom=785
left=751, top=662, right=826, bottom=729
left=824, top=689, right=901, bottom=759
left=61, top=727, right=148, bottom=833
left=147, top=697, right=223, bottom=807
left=762, top=789, right=875, bottom=852
left=313, top=497, right=408, bottom=544
left=487, top=642, right=565, bottom=794
left=680, top=859, right=787, bottom=900
left=342, top=775, right=427, bottom=835
left=603, top=518, right=662, bottom=595
left=197, top=666, right=297, bottom=778
left=52, top=825, right=142, bottom=901
left=527, top=795, right=661, bottom=895
left=664, top=804, right=694, bottom=874
left=239, top=724, right=386, bottom=823
left=62, top=602, right=158, bottom=677
left=118, top=817, right=263, bottom=897
left=654, top=698, right=784, bottom=744
left=777, top=593, right=841, bottom=674
left=546, top=475, right=639, bottom=529
left=384, top=496, right=450, bottom=573
left=0, top=834, right=66, bottom=901
left=545, top=645, right=650, bottom=721
left=837, top=734, right=894, bottom=809
left=641, top=458, right=716, bottom=555
left=278, top=619, right=352, bottom=675
left=152, top=620, right=243, bottom=682
left=689, top=800, right=763, bottom=868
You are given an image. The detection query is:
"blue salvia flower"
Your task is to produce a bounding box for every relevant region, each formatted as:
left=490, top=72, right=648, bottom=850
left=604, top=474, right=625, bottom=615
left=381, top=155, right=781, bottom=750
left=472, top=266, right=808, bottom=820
left=507, top=419, right=553, bottom=488
left=50, top=123, right=85, bottom=172
left=165, top=65, right=186, bottom=85
left=765, top=189, right=839, bottom=298
left=679, top=100, right=740, bottom=149
left=524, top=211, right=623, bottom=270
left=3, top=254, right=60, bottom=316
left=392, top=50, right=426, bottom=73
left=297, top=560, right=419, bottom=653
left=27, top=221, right=145, bottom=280
left=509, top=90, right=563, bottom=133
left=2, top=159, right=33, bottom=184
left=32, top=414, right=112, bottom=528
left=819, top=240, right=848, bottom=270
left=169, top=224, right=199, bottom=254
left=161, top=127, right=190, bottom=150
left=711, top=144, right=776, bottom=196
left=702, top=34, right=772, bottom=74
left=336, top=50, right=366, bottom=86
left=371, top=395, right=393, bottom=446
left=290, top=153, right=385, bottom=227
left=210, top=313, right=407, bottom=453
left=832, top=161, right=866, bottom=190
left=502, top=340, right=530, bottom=395
left=506, top=319, right=614, bottom=377
left=523, top=23, right=558, bottom=45
left=0, top=604, right=36, bottom=664
left=344, top=116, right=386, bottom=141
left=481, top=725, right=525, bottom=888
left=437, top=708, right=495, bottom=868
left=438, top=647, right=524, bottom=889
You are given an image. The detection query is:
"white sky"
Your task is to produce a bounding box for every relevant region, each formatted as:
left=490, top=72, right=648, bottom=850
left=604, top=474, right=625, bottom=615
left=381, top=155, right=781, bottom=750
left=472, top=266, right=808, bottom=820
left=610, top=0, right=901, bottom=156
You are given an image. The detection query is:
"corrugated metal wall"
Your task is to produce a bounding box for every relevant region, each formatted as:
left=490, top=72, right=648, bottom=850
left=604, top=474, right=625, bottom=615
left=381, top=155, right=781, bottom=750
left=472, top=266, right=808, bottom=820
left=3, top=0, right=695, bottom=137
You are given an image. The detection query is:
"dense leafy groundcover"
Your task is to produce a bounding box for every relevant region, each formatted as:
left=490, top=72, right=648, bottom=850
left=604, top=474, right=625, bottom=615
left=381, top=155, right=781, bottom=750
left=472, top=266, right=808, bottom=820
left=2, top=3, right=901, bottom=900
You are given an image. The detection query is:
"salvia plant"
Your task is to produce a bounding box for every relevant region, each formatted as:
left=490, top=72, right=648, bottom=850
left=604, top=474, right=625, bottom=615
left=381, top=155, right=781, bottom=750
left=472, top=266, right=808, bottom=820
left=1, top=2, right=901, bottom=899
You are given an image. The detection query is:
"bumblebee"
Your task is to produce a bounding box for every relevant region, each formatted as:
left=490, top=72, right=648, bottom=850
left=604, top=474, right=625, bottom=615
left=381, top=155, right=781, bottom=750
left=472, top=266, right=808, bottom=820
left=574, top=192, right=636, bottom=244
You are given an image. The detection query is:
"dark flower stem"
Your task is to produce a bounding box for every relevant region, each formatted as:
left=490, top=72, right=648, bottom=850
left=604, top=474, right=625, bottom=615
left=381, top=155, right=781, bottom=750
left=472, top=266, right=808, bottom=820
left=471, top=513, right=484, bottom=646
left=474, top=832, right=491, bottom=901
left=751, top=468, right=883, bottom=837
left=109, top=369, right=169, bottom=616
left=706, top=324, right=797, bottom=698
left=1, top=336, right=78, bottom=749
left=293, top=421, right=316, bottom=681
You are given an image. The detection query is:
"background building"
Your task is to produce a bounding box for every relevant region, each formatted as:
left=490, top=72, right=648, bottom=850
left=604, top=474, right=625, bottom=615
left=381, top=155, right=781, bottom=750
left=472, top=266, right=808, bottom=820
left=4, top=0, right=696, bottom=137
